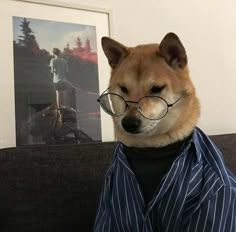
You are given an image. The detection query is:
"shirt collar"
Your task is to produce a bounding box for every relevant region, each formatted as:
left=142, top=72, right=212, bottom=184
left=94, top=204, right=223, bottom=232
left=188, top=127, right=202, bottom=163
left=115, top=143, right=136, bottom=175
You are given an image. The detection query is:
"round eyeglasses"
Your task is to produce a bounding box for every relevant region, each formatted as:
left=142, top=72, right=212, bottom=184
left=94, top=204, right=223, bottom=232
left=97, top=91, right=183, bottom=120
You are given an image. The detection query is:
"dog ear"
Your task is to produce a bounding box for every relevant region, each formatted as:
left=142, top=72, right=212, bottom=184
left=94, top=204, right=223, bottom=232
left=101, top=37, right=128, bottom=69
left=159, top=32, right=187, bottom=69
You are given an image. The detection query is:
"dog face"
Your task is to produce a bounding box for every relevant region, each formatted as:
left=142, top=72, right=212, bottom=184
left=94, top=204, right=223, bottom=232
left=101, top=33, right=200, bottom=147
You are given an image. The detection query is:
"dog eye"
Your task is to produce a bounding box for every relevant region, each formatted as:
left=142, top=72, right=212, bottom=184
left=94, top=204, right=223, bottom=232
left=119, top=85, right=128, bottom=94
left=149, top=85, right=165, bottom=94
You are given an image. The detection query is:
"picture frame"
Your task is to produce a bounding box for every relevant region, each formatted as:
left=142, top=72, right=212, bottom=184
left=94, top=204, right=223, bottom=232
left=0, top=0, right=114, bottom=148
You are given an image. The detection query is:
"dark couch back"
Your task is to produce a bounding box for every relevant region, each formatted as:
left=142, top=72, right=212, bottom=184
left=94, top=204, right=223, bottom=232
left=0, top=134, right=235, bottom=232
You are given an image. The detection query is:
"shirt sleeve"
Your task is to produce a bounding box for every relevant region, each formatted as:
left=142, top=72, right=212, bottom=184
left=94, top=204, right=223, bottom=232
left=93, top=185, right=106, bottom=230
left=182, top=186, right=236, bottom=232
left=49, top=59, right=54, bottom=73
left=93, top=174, right=112, bottom=232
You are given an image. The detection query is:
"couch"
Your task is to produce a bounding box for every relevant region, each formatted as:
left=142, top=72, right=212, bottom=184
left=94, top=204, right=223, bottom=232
left=0, top=133, right=235, bottom=232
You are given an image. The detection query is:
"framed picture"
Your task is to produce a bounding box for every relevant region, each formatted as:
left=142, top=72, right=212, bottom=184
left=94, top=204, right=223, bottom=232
left=0, top=0, right=114, bottom=148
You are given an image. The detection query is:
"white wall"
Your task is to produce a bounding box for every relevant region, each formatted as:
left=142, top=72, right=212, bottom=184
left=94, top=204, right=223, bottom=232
left=2, top=0, right=236, bottom=139
left=56, top=0, right=236, bottom=135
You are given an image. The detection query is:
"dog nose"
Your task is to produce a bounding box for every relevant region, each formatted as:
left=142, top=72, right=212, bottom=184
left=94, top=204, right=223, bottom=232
left=122, top=116, right=141, bottom=134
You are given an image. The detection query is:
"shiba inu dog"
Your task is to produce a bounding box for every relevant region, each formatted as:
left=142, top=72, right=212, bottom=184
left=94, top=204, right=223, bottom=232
left=94, top=33, right=236, bottom=232
left=100, top=32, right=200, bottom=147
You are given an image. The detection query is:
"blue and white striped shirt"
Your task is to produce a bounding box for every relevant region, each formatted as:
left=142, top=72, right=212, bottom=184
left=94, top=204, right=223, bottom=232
left=94, top=127, right=236, bottom=232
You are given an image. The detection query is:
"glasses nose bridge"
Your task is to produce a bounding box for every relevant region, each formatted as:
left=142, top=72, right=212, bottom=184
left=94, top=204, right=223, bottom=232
left=125, top=100, right=140, bottom=111
left=125, top=101, right=139, bottom=106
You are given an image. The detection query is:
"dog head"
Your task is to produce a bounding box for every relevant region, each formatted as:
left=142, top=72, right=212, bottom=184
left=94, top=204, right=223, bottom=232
left=101, top=33, right=200, bottom=147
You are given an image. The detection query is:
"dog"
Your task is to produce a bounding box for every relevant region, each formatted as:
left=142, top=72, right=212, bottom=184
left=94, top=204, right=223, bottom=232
left=94, top=33, right=236, bottom=232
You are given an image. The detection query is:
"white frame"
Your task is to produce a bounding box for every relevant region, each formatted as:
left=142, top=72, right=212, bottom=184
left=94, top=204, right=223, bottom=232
left=0, top=0, right=114, bottom=148
left=17, top=0, right=113, bottom=33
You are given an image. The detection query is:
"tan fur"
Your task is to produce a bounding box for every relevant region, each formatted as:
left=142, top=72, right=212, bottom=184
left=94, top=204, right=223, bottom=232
left=102, top=34, right=200, bottom=147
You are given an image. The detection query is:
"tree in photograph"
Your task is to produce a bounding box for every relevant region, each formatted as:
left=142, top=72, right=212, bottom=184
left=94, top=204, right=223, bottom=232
left=18, top=18, right=40, bottom=53
left=75, top=37, right=84, bottom=53
left=84, top=38, right=91, bottom=53
left=63, top=43, right=72, bottom=56
left=76, top=37, right=82, bottom=49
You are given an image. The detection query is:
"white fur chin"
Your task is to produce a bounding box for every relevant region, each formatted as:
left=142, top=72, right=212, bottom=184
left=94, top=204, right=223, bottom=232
left=115, top=126, right=193, bottom=148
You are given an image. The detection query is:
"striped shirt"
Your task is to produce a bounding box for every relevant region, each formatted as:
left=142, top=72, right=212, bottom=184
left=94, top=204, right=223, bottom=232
left=94, top=127, right=236, bottom=232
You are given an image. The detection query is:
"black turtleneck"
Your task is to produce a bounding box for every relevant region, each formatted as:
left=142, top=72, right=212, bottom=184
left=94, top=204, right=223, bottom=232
left=123, top=138, right=189, bottom=204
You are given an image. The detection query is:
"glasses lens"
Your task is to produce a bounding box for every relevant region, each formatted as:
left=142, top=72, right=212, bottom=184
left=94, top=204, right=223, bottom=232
left=138, top=96, right=168, bottom=120
left=98, top=93, right=126, bottom=116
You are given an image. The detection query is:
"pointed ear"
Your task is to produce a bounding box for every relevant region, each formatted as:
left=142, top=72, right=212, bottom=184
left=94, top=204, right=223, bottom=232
left=101, top=37, right=128, bottom=69
left=159, top=33, right=187, bottom=69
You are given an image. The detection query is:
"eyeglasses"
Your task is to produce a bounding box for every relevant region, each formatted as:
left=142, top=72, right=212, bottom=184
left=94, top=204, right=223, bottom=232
left=97, top=88, right=183, bottom=120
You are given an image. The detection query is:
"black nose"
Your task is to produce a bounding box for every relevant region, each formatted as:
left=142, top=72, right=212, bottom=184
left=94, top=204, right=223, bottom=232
left=121, top=116, right=141, bottom=134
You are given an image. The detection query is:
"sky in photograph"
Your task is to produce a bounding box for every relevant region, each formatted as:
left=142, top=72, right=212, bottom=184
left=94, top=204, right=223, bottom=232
left=13, top=16, right=97, bottom=54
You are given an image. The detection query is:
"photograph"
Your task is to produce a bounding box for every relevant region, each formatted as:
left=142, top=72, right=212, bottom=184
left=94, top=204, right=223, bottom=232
left=13, top=16, right=102, bottom=145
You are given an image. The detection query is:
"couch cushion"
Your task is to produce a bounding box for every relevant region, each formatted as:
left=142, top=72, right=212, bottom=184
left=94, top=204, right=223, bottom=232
left=210, top=133, right=236, bottom=175
left=0, top=143, right=114, bottom=232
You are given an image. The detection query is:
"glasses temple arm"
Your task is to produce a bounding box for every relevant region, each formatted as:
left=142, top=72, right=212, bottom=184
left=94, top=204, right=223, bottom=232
left=168, top=95, right=184, bottom=107
left=97, top=86, right=111, bottom=100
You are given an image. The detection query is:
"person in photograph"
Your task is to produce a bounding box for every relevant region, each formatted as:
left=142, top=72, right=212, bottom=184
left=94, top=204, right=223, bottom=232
left=49, top=48, right=69, bottom=119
